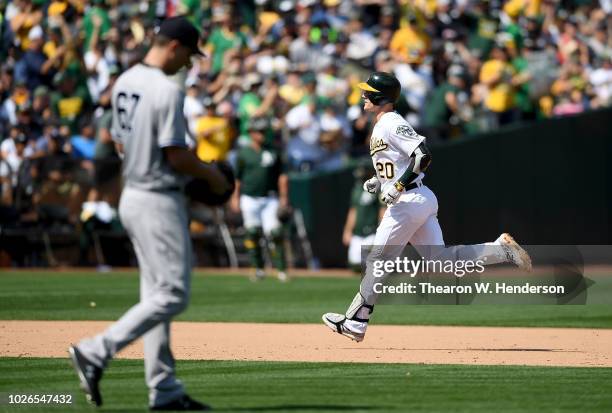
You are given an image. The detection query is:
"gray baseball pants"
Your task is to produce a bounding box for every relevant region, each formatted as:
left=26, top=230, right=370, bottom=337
left=78, top=186, right=192, bottom=407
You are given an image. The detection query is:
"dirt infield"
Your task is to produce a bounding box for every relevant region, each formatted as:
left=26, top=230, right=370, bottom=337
left=1, top=321, right=611, bottom=367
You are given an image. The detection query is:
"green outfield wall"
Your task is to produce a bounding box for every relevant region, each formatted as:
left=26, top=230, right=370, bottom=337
left=289, top=108, right=612, bottom=267
left=289, top=166, right=355, bottom=268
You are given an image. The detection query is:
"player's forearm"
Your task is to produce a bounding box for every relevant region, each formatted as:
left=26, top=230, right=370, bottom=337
left=232, top=180, right=240, bottom=195
left=99, top=128, right=112, bottom=144
left=278, top=174, right=289, bottom=203
left=344, top=208, right=356, bottom=235
left=230, top=181, right=241, bottom=211
left=164, top=146, right=224, bottom=182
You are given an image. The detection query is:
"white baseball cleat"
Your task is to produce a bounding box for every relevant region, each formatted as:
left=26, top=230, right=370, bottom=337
left=497, top=233, right=532, bottom=272
left=322, top=313, right=366, bottom=342
left=277, top=271, right=288, bottom=282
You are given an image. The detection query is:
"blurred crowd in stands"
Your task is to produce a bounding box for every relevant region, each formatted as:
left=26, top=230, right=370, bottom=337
left=0, top=0, right=611, bottom=264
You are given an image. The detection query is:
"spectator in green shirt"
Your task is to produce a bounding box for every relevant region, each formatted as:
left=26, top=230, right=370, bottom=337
left=50, top=70, right=91, bottom=134
left=422, top=65, right=469, bottom=140
left=206, top=7, right=247, bottom=75
left=82, top=0, right=111, bottom=52
left=237, top=73, right=264, bottom=137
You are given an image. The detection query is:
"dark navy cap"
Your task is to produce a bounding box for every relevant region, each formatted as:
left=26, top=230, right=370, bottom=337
left=156, top=16, right=206, bottom=56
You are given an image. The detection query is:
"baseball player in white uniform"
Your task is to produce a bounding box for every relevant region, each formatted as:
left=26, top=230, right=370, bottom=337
left=68, top=17, right=229, bottom=411
left=323, top=72, right=532, bottom=342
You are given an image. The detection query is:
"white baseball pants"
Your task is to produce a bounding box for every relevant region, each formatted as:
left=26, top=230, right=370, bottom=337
left=240, top=194, right=281, bottom=235
left=360, top=183, right=508, bottom=304
left=348, top=234, right=376, bottom=266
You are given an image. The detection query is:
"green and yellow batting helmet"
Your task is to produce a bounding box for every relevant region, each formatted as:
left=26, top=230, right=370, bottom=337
left=357, top=71, right=401, bottom=106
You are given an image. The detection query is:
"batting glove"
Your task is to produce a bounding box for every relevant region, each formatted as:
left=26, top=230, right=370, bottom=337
left=363, top=176, right=381, bottom=194
left=380, top=182, right=404, bottom=206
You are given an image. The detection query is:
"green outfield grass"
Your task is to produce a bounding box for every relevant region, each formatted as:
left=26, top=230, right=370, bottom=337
left=1, top=358, right=611, bottom=413
left=1, top=271, right=612, bottom=327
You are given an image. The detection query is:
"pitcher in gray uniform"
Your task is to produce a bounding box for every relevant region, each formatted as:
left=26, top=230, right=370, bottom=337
left=68, top=16, right=229, bottom=411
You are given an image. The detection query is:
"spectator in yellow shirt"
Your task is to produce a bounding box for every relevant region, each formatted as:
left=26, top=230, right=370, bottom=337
left=389, top=17, right=430, bottom=64
left=193, top=97, right=235, bottom=162
left=478, top=45, right=518, bottom=125
left=9, top=0, right=43, bottom=51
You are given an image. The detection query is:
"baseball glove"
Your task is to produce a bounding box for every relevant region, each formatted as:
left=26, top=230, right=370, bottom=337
left=185, top=161, right=235, bottom=206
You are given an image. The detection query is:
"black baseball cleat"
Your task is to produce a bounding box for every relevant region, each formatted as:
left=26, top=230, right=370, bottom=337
left=150, top=394, right=211, bottom=411
left=68, top=345, right=103, bottom=407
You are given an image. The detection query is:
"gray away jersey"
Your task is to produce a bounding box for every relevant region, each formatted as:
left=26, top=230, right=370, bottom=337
left=112, top=63, right=188, bottom=191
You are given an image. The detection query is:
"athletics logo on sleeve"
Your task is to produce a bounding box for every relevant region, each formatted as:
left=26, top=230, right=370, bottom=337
left=396, top=124, right=416, bottom=138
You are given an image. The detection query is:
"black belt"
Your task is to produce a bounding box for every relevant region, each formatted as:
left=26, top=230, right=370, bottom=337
left=151, top=185, right=182, bottom=193
left=403, top=181, right=421, bottom=191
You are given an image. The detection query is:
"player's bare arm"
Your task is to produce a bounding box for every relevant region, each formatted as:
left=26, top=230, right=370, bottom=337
left=278, top=174, right=289, bottom=207
left=230, top=180, right=241, bottom=213
left=343, top=208, right=357, bottom=246
left=164, top=146, right=229, bottom=194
